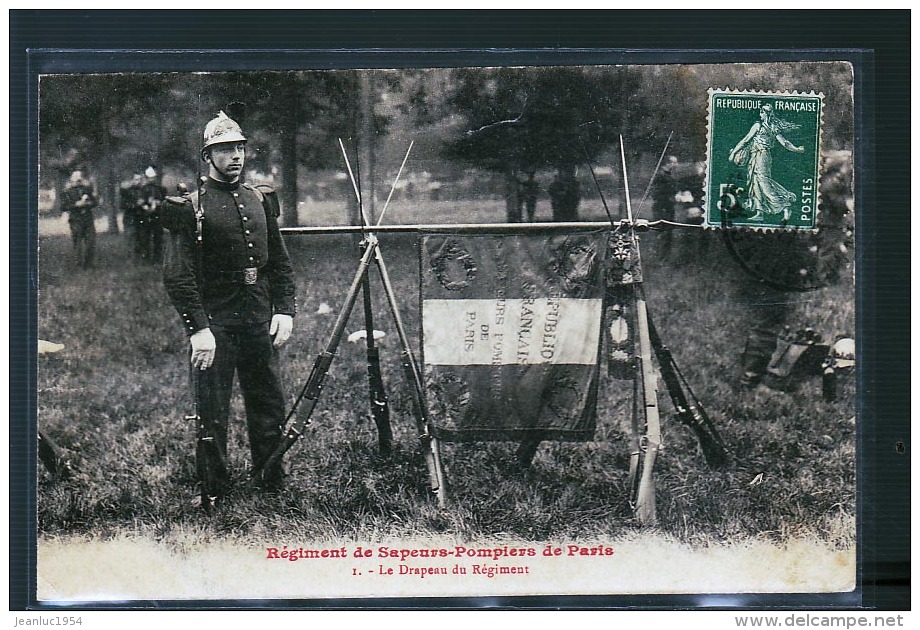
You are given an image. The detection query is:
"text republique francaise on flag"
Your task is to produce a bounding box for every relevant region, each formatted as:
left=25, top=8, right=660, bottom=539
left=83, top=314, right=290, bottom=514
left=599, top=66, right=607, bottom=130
left=420, top=231, right=608, bottom=442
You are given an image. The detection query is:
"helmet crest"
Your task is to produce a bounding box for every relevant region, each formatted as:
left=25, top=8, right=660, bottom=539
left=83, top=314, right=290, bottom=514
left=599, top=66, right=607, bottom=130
left=202, top=111, right=247, bottom=150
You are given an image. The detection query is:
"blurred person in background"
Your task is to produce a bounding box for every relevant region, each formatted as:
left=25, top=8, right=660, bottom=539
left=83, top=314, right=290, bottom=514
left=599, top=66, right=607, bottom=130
left=59, top=169, right=99, bottom=269
left=137, top=165, right=167, bottom=264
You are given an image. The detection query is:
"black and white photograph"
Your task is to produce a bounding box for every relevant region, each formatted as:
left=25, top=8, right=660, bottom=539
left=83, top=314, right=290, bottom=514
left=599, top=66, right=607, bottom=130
left=29, top=57, right=867, bottom=603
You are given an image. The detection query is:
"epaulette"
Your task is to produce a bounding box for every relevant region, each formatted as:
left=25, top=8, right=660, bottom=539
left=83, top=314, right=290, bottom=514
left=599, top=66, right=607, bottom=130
left=244, top=183, right=282, bottom=218
left=160, top=194, right=195, bottom=232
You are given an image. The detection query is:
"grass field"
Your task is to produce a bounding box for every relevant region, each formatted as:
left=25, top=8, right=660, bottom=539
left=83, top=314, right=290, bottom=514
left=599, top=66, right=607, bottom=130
left=35, top=204, right=857, bottom=600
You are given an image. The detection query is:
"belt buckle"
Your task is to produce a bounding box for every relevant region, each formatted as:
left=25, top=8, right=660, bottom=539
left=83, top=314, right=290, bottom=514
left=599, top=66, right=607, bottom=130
left=243, top=267, right=258, bottom=285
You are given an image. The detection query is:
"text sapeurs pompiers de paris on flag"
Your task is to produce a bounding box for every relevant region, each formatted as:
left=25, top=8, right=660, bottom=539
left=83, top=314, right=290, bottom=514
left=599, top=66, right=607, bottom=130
left=420, top=230, right=608, bottom=442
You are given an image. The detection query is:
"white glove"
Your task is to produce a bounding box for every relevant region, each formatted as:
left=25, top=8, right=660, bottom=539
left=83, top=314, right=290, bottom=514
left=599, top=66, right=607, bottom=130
left=270, top=314, right=293, bottom=348
left=190, top=328, right=216, bottom=371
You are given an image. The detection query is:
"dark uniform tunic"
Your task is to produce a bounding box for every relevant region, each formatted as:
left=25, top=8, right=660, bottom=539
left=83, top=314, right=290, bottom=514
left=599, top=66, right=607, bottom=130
left=548, top=169, right=581, bottom=222
left=162, top=177, right=297, bottom=495
left=119, top=181, right=142, bottom=232
left=60, top=182, right=99, bottom=268
left=120, top=180, right=145, bottom=259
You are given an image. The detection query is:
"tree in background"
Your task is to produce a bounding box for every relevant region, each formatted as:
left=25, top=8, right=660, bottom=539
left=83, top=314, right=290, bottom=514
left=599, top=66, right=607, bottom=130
left=442, top=66, right=641, bottom=221
left=439, top=63, right=852, bottom=222
left=40, top=73, right=173, bottom=233
left=40, top=71, right=394, bottom=230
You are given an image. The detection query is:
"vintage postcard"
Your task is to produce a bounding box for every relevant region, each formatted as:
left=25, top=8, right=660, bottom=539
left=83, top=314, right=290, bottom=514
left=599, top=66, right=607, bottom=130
left=33, top=58, right=857, bottom=604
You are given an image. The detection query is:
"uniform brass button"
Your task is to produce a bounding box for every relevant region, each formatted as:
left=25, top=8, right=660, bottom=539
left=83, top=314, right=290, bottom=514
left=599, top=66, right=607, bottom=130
left=242, top=216, right=249, bottom=222
left=248, top=242, right=254, bottom=248
left=245, top=229, right=251, bottom=235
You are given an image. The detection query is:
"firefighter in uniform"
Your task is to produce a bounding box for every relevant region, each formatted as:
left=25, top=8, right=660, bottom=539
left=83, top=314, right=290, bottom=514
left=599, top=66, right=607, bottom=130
left=162, top=111, right=297, bottom=510
left=137, top=166, right=167, bottom=264
left=60, top=170, right=99, bottom=269
left=520, top=170, right=539, bottom=222
left=548, top=165, right=581, bottom=222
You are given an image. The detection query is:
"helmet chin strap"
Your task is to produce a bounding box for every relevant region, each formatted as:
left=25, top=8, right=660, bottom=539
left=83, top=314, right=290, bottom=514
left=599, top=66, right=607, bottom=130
left=205, top=157, right=242, bottom=184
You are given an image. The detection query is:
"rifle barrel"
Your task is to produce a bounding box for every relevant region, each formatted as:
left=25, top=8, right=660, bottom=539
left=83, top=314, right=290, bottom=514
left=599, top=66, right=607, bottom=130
left=281, top=220, right=708, bottom=236
left=619, top=135, right=635, bottom=225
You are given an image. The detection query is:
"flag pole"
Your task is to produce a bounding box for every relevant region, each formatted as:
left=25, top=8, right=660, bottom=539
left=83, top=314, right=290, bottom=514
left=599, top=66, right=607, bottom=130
left=620, top=135, right=661, bottom=526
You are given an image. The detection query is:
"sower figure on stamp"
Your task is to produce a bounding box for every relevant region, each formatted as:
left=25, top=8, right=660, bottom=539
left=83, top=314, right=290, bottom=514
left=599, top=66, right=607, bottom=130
left=728, top=103, right=805, bottom=224
left=162, top=111, right=297, bottom=511
left=60, top=170, right=99, bottom=269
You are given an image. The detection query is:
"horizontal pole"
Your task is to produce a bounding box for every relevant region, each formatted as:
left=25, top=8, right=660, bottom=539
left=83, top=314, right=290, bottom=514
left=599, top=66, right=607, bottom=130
left=280, top=219, right=706, bottom=236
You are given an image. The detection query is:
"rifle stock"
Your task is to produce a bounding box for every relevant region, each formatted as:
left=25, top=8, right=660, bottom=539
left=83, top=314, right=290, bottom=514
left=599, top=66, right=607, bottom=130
left=633, top=288, right=661, bottom=526
left=634, top=443, right=658, bottom=525
left=366, top=345, right=393, bottom=454
left=399, top=350, right=441, bottom=494
left=375, top=246, right=446, bottom=506
left=362, top=260, right=393, bottom=455
left=684, top=404, right=729, bottom=469
left=626, top=368, right=642, bottom=510
left=251, top=351, right=332, bottom=483
left=252, top=240, right=379, bottom=485
left=647, top=316, right=730, bottom=469
left=188, top=367, right=228, bottom=513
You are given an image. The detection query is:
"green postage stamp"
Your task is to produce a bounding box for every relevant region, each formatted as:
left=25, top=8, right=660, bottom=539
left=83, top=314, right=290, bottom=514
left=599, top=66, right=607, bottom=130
left=705, top=89, right=824, bottom=230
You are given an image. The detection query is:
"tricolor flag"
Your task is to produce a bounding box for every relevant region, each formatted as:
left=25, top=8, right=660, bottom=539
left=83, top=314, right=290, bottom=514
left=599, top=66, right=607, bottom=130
left=420, top=231, right=608, bottom=442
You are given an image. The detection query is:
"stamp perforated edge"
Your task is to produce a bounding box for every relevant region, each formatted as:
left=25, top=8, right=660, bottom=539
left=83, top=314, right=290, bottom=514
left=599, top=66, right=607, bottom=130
left=702, top=88, right=825, bottom=233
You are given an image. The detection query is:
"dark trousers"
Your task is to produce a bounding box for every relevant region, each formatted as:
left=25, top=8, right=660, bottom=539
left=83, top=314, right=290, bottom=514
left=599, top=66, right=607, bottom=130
left=195, top=322, right=286, bottom=497
left=551, top=199, right=579, bottom=222
left=123, top=210, right=141, bottom=258
left=68, top=213, right=96, bottom=268
left=739, top=280, right=790, bottom=383
left=655, top=203, right=677, bottom=259
left=136, top=216, right=164, bottom=263
left=524, top=199, right=536, bottom=222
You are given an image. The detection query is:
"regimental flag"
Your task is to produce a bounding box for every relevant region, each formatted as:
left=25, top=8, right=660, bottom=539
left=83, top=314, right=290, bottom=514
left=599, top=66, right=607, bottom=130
left=420, top=231, right=608, bottom=442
